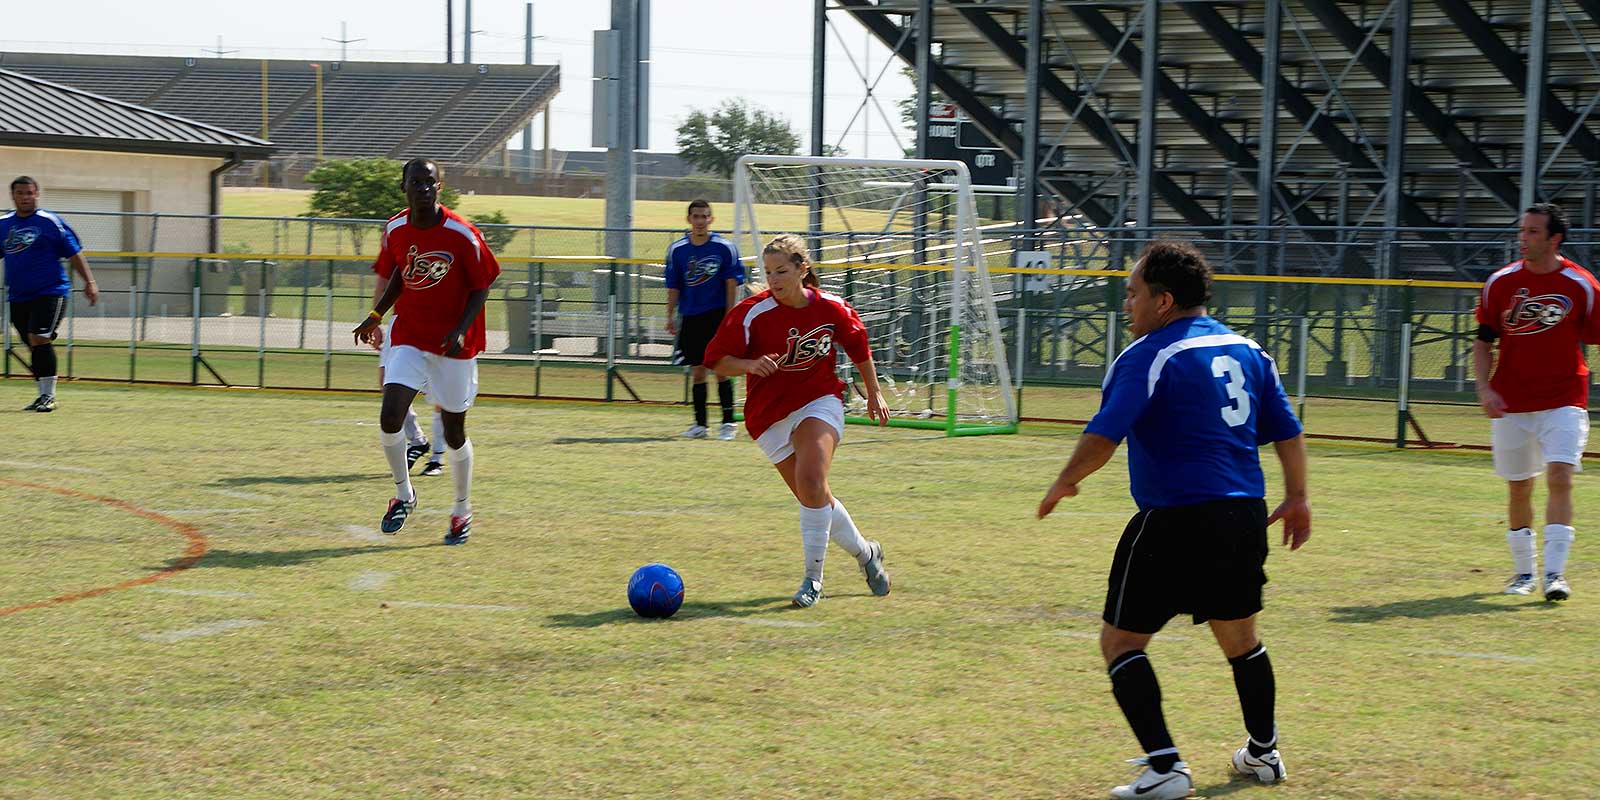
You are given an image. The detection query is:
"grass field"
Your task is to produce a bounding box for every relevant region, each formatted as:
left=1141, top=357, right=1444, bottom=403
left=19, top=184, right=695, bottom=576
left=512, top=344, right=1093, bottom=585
left=2, top=379, right=1595, bottom=798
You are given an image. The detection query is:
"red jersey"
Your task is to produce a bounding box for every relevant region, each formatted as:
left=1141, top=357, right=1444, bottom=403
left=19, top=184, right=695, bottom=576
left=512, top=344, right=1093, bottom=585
left=1475, top=256, right=1600, bottom=412
left=703, top=288, right=871, bottom=438
left=372, top=207, right=501, bottom=359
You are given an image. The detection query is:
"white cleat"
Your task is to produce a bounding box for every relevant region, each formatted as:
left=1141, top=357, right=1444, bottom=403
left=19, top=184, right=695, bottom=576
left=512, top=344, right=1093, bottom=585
left=682, top=424, right=709, bottom=439
left=1544, top=573, right=1571, bottom=602
left=1504, top=573, right=1537, bottom=595
left=717, top=422, right=738, bottom=441
left=1231, top=745, right=1286, bottom=784
left=1110, top=759, right=1193, bottom=800
left=792, top=577, right=823, bottom=608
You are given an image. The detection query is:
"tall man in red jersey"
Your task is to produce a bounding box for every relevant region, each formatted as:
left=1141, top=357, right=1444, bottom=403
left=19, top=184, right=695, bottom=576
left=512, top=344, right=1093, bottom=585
left=1474, top=203, right=1600, bottom=601
left=352, top=159, right=500, bottom=545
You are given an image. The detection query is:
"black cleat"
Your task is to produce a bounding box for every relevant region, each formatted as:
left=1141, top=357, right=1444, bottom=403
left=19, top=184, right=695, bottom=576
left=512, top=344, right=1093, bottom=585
left=420, top=460, right=444, bottom=477
left=444, top=514, right=472, bottom=545
left=405, top=440, right=430, bottom=469
left=380, top=494, right=416, bottom=534
left=23, top=394, right=55, bottom=412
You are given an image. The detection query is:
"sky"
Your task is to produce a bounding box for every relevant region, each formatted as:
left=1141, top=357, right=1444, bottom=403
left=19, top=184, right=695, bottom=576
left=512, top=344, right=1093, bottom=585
left=2, top=0, right=916, bottom=156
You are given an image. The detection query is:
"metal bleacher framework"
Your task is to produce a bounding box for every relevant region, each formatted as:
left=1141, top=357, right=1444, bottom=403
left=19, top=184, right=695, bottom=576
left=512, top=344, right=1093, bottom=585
left=831, top=0, right=1600, bottom=282
left=0, top=51, right=559, bottom=177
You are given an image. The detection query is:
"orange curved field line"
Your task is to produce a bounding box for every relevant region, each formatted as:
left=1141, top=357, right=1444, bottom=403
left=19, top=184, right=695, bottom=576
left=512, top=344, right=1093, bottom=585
left=0, top=478, right=209, bottom=617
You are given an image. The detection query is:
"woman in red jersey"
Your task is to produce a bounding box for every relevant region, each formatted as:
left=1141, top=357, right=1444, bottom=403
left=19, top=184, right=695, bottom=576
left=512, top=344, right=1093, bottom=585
left=703, top=234, right=892, bottom=608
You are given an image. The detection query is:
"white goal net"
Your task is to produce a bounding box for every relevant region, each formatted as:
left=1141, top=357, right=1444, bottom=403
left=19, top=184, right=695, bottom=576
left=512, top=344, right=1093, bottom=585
left=732, top=155, right=1017, bottom=434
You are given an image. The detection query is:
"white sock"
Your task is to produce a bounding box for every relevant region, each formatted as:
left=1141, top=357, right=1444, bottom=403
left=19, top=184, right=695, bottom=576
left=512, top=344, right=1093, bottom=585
left=800, top=504, right=831, bottom=582
left=448, top=439, right=474, bottom=517
left=1544, top=524, right=1575, bottom=576
left=39, top=376, right=56, bottom=396
left=380, top=430, right=415, bottom=502
left=829, top=498, right=869, bottom=561
left=402, top=408, right=424, bottom=444
left=1507, top=527, right=1536, bottom=575
left=431, top=412, right=446, bottom=458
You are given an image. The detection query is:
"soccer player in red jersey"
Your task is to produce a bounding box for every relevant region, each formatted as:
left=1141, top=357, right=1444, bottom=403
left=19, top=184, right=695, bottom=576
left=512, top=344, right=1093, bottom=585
left=352, top=159, right=500, bottom=545
left=1474, top=203, right=1600, bottom=600
left=703, top=234, right=892, bottom=607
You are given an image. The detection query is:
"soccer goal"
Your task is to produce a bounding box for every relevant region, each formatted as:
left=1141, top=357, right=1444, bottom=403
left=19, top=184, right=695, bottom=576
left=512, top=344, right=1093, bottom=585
left=732, top=155, right=1018, bottom=436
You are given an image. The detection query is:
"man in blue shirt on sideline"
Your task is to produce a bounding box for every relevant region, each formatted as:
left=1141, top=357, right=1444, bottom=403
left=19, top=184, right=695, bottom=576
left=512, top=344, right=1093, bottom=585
left=2, top=176, right=100, bottom=412
left=664, top=199, right=744, bottom=440
left=1037, top=240, right=1311, bottom=800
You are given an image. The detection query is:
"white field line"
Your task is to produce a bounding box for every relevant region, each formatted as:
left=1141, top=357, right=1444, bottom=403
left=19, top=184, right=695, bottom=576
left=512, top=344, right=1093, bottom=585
left=383, top=600, right=521, bottom=611
left=1420, top=650, right=1542, bottom=664
left=344, top=524, right=389, bottom=542
left=138, top=619, right=266, bottom=643
left=155, top=508, right=266, bottom=515
left=0, top=459, right=104, bottom=475
left=347, top=571, right=396, bottom=591
left=704, top=616, right=823, bottom=629
left=204, top=488, right=273, bottom=501
left=148, top=588, right=257, bottom=599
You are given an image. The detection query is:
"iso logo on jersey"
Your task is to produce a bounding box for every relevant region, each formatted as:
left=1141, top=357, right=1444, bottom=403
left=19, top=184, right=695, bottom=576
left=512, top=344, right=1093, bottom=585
left=683, top=255, right=721, bottom=287
left=777, top=324, right=835, bottom=371
left=4, top=228, right=38, bottom=255
left=402, top=246, right=453, bottom=290
left=1502, top=288, right=1572, bottom=335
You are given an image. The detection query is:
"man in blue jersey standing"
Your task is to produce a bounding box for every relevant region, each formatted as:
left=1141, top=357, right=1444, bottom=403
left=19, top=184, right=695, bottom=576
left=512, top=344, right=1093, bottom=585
left=1037, top=241, right=1311, bottom=799
left=664, top=199, right=744, bottom=440
left=2, top=177, right=99, bottom=412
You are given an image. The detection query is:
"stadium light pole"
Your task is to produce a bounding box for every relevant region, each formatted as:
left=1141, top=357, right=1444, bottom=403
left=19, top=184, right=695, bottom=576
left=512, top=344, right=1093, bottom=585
left=446, top=0, right=454, bottom=63
left=311, top=63, right=324, bottom=163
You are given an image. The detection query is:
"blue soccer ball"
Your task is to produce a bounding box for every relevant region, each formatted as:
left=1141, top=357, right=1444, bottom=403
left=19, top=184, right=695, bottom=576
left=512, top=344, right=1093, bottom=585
left=628, top=563, right=685, bottom=619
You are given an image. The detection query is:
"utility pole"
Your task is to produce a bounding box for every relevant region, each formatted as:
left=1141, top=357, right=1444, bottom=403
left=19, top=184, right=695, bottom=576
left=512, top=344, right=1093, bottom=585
left=465, top=0, right=474, bottom=62
left=446, top=0, right=454, bottom=63
left=323, top=22, right=365, bottom=62
left=203, top=36, right=238, bottom=58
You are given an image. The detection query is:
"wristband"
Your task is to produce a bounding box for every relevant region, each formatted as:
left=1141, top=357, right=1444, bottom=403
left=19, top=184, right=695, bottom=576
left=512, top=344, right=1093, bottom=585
left=367, top=309, right=383, bottom=321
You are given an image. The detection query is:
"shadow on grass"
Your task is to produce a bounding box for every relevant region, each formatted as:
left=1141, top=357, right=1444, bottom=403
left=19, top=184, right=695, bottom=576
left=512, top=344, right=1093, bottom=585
left=1328, top=592, right=1531, bottom=623
left=149, top=544, right=439, bottom=571
left=548, top=436, right=677, bottom=445
left=545, top=595, right=794, bottom=628
left=1193, top=777, right=1265, bottom=797
left=215, top=474, right=374, bottom=486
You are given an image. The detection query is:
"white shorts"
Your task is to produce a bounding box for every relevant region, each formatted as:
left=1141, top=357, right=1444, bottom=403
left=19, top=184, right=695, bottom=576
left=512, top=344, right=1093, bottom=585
left=383, top=345, right=477, bottom=413
left=755, top=394, right=845, bottom=464
left=1492, top=406, right=1589, bottom=480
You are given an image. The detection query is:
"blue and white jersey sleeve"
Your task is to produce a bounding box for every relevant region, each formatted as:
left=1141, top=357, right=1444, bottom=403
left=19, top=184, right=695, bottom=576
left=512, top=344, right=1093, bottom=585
left=1084, top=338, right=1156, bottom=445
left=1250, top=348, right=1303, bottom=445
left=47, top=212, right=83, bottom=259
left=663, top=239, right=685, bottom=291
left=717, top=238, right=745, bottom=286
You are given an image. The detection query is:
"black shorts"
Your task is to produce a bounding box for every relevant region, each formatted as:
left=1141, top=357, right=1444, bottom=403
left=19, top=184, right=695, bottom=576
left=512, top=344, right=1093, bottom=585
left=1102, top=497, right=1269, bottom=634
left=9, top=296, right=67, bottom=342
left=674, top=308, right=726, bottom=367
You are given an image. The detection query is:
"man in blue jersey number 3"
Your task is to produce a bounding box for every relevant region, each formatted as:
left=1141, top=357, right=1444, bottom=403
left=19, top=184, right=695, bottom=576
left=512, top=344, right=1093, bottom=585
left=2, top=176, right=100, bottom=412
left=1036, top=241, right=1312, bottom=800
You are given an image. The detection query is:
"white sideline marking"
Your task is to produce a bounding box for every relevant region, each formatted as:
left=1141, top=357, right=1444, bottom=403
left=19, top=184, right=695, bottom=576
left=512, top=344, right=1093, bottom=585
left=383, top=600, right=520, bottom=611
left=138, top=619, right=266, bottom=643
left=706, top=616, right=823, bottom=628
left=1058, top=629, right=1187, bottom=641
left=0, top=459, right=103, bottom=475
left=311, top=419, right=367, bottom=425
left=148, top=588, right=257, bottom=599
left=344, top=524, right=389, bottom=542
left=204, top=488, right=272, bottom=501
left=155, top=508, right=265, bottom=515
left=1421, top=650, right=1542, bottom=664
left=348, top=571, right=396, bottom=591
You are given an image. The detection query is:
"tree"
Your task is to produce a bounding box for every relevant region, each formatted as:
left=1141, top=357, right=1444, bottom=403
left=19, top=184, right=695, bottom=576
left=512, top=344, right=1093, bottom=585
left=675, top=99, right=801, bottom=179
left=896, top=65, right=945, bottom=158
left=469, top=210, right=516, bottom=253
left=304, top=158, right=462, bottom=253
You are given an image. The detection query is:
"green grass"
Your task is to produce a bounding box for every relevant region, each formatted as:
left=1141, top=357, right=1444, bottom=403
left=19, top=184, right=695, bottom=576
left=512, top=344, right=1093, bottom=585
left=2, top=381, right=1595, bottom=798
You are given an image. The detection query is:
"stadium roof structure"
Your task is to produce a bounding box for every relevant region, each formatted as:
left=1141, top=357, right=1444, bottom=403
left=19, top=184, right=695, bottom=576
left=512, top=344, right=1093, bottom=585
left=0, top=68, right=272, bottom=159
left=833, top=0, right=1600, bottom=280
left=0, top=52, right=558, bottom=167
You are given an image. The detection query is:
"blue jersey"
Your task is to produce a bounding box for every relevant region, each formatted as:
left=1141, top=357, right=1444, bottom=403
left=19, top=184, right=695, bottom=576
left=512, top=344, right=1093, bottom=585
left=0, top=209, right=82, bottom=303
left=664, top=234, right=743, bottom=317
left=1086, top=315, right=1303, bottom=510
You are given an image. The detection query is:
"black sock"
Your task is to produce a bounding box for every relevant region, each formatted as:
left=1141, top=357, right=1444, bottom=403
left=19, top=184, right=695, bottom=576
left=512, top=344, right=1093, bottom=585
left=1108, top=650, right=1179, bottom=771
left=31, top=344, right=56, bottom=381
left=1228, top=643, right=1277, bottom=756
left=692, top=382, right=708, bottom=427
left=717, top=379, right=735, bottom=424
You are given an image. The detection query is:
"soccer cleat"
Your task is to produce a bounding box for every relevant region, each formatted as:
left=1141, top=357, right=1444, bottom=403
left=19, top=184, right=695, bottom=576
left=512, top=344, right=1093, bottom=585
left=23, top=394, right=55, bottom=412
left=1231, top=745, right=1287, bottom=784
left=792, top=577, right=823, bottom=608
left=859, top=540, right=890, bottom=596
left=380, top=495, right=416, bottom=534
left=405, top=440, right=430, bottom=469
left=717, top=422, right=738, bottom=441
left=1110, top=758, right=1193, bottom=800
left=444, top=514, right=472, bottom=545
left=1544, top=573, right=1571, bottom=601
left=1504, top=573, right=1537, bottom=595
left=683, top=424, right=709, bottom=439
left=421, top=460, right=444, bottom=477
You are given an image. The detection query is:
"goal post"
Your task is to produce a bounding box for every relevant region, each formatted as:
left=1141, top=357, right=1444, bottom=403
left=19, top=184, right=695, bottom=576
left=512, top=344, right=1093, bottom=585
left=732, top=155, right=1019, bottom=436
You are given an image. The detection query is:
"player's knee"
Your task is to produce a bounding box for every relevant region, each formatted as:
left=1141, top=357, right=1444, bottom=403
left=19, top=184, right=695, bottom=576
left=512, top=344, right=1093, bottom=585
left=1546, top=464, right=1576, bottom=490
left=28, top=333, right=51, bottom=347
left=1508, top=477, right=1536, bottom=498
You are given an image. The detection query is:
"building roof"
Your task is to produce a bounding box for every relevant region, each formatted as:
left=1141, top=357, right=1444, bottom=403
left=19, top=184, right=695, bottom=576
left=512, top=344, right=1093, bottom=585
left=0, top=68, right=273, bottom=159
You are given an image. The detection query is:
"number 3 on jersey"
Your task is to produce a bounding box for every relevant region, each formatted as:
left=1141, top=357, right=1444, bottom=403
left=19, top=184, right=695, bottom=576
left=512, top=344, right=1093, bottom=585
left=1211, top=354, right=1251, bottom=427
